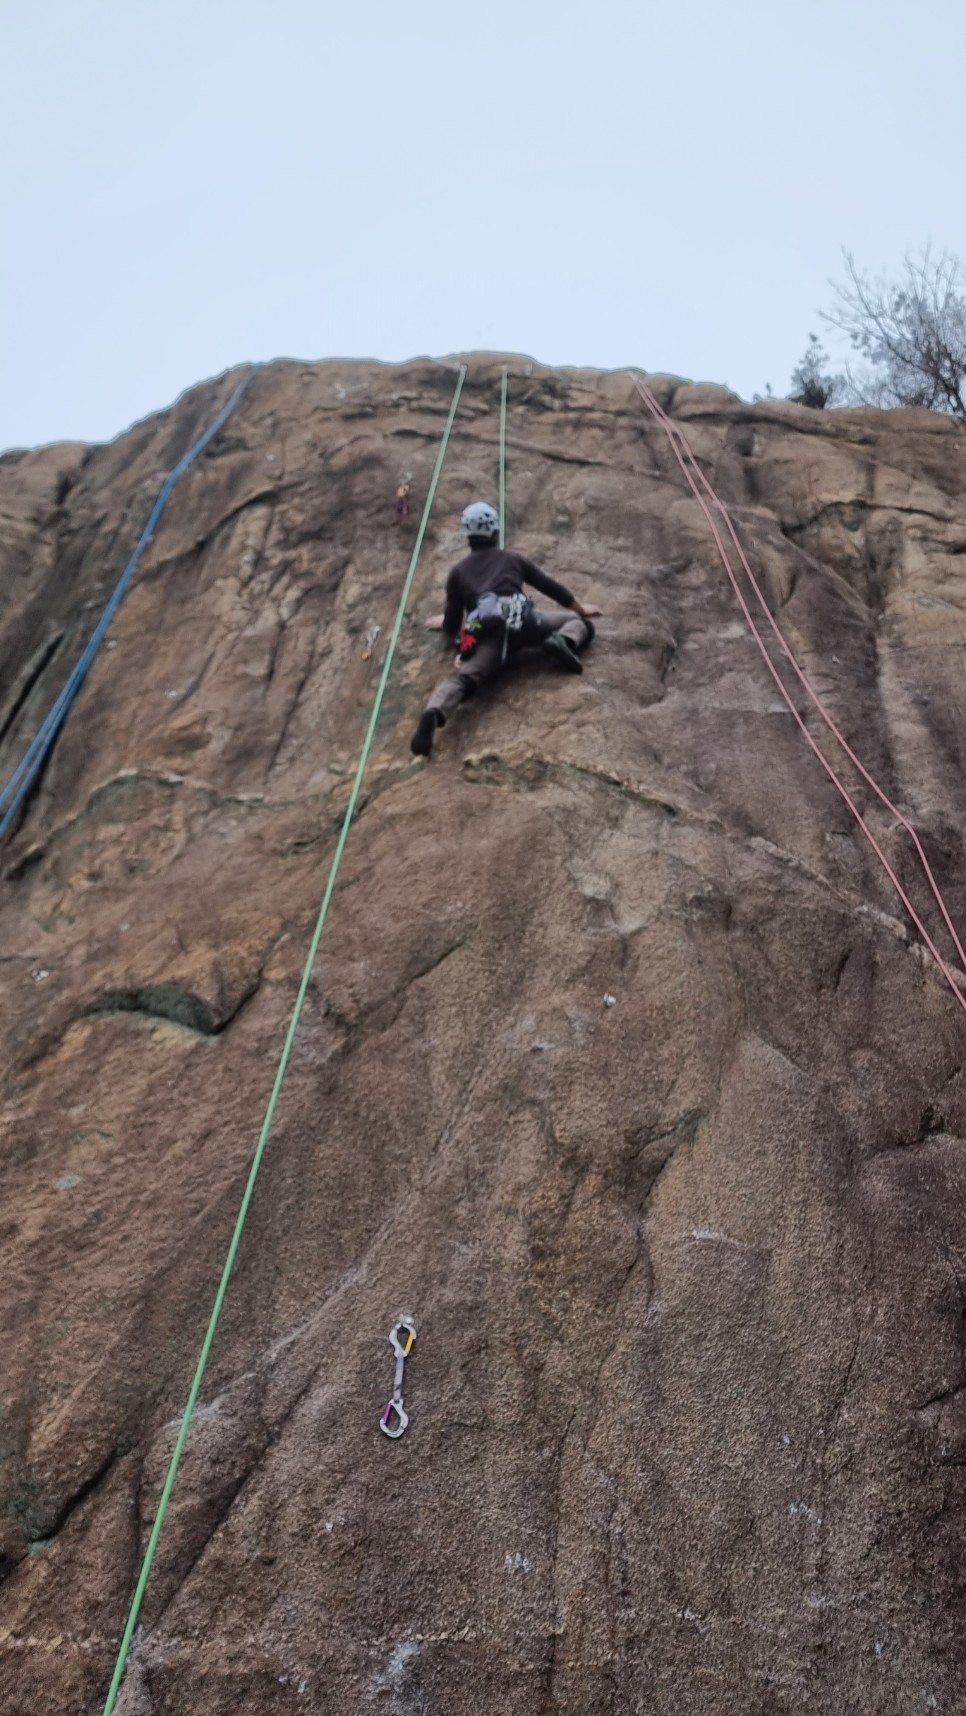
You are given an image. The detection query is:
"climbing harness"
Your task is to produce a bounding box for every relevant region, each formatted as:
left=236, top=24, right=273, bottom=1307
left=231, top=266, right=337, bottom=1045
left=630, top=372, right=966, bottom=1019
left=458, top=590, right=534, bottom=663
left=380, top=1316, right=416, bottom=1439
left=99, top=364, right=467, bottom=1716
left=0, top=367, right=255, bottom=844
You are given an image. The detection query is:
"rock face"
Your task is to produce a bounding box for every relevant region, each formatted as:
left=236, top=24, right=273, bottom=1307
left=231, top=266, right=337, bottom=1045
left=2, top=357, right=966, bottom=1715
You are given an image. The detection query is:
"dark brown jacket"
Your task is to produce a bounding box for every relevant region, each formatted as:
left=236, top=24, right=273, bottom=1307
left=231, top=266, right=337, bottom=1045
left=441, top=546, right=575, bottom=637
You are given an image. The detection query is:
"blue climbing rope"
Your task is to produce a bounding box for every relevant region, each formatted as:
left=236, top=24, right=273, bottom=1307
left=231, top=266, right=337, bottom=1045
left=0, top=366, right=255, bottom=842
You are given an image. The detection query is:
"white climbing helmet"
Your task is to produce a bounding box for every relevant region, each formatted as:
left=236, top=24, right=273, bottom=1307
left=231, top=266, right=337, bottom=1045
left=461, top=500, right=500, bottom=540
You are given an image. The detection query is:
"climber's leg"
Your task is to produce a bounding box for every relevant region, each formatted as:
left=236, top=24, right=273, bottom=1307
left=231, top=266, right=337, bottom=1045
left=411, top=634, right=505, bottom=756
left=527, top=608, right=594, bottom=674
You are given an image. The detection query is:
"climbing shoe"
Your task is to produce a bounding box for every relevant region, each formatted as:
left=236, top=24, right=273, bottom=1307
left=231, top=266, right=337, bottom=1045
left=410, top=709, right=441, bottom=756
left=544, top=633, right=584, bottom=674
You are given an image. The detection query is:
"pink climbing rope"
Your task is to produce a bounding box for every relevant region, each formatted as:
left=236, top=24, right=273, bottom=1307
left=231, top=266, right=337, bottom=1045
left=631, top=372, right=966, bottom=1020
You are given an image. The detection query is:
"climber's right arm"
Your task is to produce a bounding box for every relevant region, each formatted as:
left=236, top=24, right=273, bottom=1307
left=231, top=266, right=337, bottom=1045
left=518, top=555, right=602, bottom=619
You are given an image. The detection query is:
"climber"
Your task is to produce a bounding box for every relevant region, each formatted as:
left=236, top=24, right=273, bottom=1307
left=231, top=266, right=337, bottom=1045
left=395, top=474, right=412, bottom=522
left=410, top=501, right=601, bottom=757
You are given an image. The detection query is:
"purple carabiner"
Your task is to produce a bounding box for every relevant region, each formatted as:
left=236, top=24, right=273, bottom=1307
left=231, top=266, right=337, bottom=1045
left=380, top=1397, right=409, bottom=1440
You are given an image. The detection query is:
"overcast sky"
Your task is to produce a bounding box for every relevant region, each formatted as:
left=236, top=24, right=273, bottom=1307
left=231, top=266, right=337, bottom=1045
left=3, top=0, right=964, bottom=451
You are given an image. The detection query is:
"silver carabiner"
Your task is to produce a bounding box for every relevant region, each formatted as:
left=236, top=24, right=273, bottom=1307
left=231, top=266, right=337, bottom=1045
left=389, top=1316, right=416, bottom=1361
left=380, top=1397, right=409, bottom=1440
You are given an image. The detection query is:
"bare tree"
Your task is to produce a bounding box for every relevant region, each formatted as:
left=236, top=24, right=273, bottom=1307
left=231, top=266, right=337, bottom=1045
left=789, top=333, right=845, bottom=409
left=822, top=248, right=966, bottom=418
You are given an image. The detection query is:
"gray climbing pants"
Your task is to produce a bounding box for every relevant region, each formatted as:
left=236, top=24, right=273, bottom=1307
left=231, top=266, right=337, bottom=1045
left=425, top=609, right=590, bottom=721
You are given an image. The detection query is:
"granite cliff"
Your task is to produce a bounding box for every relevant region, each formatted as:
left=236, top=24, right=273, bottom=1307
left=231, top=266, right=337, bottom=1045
left=2, top=357, right=966, bottom=1713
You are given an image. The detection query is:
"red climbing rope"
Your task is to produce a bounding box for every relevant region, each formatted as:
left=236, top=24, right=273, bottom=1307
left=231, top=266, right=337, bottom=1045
left=631, top=372, right=966, bottom=1020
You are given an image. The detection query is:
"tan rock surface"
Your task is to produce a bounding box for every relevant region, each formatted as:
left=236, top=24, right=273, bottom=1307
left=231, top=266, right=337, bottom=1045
left=2, top=357, right=966, bottom=1713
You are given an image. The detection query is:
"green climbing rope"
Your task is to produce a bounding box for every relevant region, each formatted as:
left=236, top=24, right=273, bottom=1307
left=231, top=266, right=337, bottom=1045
left=499, top=366, right=508, bottom=547
left=101, top=362, right=467, bottom=1716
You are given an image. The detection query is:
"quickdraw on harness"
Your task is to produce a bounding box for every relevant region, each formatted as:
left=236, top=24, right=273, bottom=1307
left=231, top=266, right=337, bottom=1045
left=380, top=1315, right=416, bottom=1440
left=458, top=589, right=533, bottom=664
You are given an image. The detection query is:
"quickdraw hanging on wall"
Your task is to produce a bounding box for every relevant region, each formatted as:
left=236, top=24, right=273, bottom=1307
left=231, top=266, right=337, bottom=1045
left=380, top=1315, right=416, bottom=1440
